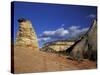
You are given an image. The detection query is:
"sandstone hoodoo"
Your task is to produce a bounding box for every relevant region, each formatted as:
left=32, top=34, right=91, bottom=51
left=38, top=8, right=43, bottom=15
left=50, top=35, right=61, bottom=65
left=16, top=18, right=39, bottom=49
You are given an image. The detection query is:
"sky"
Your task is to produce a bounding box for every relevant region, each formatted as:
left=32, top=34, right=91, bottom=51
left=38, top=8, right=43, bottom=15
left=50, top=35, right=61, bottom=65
left=12, top=1, right=97, bottom=48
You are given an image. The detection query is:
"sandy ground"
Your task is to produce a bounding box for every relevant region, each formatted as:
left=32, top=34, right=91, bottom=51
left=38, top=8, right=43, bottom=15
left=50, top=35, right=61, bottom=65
left=13, top=47, right=96, bottom=74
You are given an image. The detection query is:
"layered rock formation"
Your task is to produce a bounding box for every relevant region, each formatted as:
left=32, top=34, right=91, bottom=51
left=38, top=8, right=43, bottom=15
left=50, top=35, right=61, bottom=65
left=66, top=19, right=97, bottom=61
left=15, top=18, right=39, bottom=49
left=42, top=40, right=74, bottom=52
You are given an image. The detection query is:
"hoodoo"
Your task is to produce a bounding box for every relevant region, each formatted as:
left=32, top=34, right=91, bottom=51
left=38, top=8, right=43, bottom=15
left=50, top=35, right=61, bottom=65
left=16, top=18, right=39, bottom=49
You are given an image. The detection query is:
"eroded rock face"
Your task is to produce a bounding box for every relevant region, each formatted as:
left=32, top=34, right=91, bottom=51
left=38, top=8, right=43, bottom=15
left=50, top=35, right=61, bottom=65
left=42, top=40, right=74, bottom=52
left=66, top=19, right=97, bottom=61
left=16, top=18, right=39, bottom=49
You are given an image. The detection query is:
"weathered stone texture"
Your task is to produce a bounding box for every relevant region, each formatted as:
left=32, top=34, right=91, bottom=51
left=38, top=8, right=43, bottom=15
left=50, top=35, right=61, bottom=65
left=16, top=18, right=39, bottom=49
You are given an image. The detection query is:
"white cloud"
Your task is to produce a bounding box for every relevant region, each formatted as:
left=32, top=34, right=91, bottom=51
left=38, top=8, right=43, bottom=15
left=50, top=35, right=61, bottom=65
left=41, top=27, right=69, bottom=37
left=80, top=28, right=89, bottom=33
left=55, top=28, right=69, bottom=37
left=43, top=30, right=55, bottom=36
left=69, top=26, right=89, bottom=38
left=38, top=37, right=51, bottom=42
left=87, top=14, right=96, bottom=18
left=69, top=25, right=80, bottom=30
left=39, top=25, right=89, bottom=41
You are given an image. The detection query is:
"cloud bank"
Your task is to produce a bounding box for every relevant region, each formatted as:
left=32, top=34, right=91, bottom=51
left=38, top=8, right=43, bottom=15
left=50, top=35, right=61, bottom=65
left=38, top=25, right=89, bottom=42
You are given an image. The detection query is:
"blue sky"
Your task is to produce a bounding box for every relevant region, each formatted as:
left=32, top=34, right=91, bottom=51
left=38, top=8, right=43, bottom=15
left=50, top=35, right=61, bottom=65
left=12, top=1, right=97, bottom=48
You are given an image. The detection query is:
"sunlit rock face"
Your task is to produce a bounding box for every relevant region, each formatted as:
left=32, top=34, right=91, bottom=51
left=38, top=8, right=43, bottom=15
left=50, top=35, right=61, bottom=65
left=42, top=40, right=75, bottom=52
left=16, top=18, right=39, bottom=49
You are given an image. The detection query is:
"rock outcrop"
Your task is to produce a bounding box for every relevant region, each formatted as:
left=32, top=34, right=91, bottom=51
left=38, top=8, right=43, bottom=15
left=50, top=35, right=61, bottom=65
left=15, top=18, right=39, bottom=49
left=42, top=40, right=74, bottom=52
left=66, top=19, right=97, bottom=61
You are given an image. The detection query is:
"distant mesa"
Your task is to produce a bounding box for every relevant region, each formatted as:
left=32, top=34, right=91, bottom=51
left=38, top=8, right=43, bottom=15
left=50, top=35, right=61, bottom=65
left=16, top=18, right=39, bottom=49
left=42, top=40, right=75, bottom=52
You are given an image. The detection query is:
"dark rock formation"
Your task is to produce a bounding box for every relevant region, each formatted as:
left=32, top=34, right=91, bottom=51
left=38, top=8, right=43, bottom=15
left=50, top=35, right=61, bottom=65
left=66, top=19, right=97, bottom=61
left=17, top=18, right=26, bottom=23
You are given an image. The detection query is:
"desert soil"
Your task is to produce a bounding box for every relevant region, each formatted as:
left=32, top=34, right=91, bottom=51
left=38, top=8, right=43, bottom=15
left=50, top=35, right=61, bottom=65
left=13, top=47, right=96, bottom=74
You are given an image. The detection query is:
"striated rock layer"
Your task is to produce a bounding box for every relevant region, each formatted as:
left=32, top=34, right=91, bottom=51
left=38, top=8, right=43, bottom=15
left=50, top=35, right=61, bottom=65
left=42, top=40, right=74, bottom=52
left=15, top=18, right=39, bottom=49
